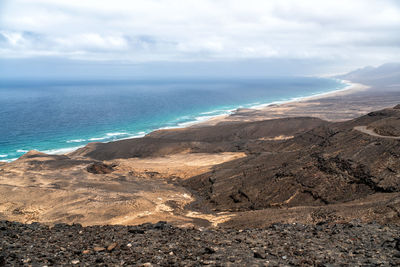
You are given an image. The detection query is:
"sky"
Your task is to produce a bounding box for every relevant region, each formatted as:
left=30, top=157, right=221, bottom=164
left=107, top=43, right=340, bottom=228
left=1, top=0, right=400, bottom=78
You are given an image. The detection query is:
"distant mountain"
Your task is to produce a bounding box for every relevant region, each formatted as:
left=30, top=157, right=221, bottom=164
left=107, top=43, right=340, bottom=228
left=337, top=63, right=400, bottom=88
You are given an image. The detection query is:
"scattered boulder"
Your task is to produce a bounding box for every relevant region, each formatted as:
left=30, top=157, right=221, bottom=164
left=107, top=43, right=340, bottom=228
left=93, top=247, right=105, bottom=252
left=107, top=243, right=118, bottom=252
left=86, top=162, right=115, bottom=174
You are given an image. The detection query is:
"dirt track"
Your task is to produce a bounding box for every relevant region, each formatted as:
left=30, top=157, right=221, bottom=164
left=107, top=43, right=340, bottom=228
left=354, top=126, right=400, bottom=139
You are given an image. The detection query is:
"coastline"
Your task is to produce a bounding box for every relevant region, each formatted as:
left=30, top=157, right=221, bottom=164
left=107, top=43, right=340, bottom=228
left=249, top=80, right=367, bottom=109
left=193, top=80, right=369, bottom=127
left=138, top=79, right=363, bottom=129
left=68, top=79, right=362, bottom=151
left=0, top=79, right=381, bottom=162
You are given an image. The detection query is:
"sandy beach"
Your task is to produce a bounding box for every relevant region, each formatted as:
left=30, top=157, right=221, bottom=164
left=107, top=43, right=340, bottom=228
left=196, top=80, right=395, bottom=126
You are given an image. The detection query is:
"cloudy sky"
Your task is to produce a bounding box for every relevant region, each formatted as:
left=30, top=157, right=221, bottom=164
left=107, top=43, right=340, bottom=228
left=1, top=0, right=400, bottom=78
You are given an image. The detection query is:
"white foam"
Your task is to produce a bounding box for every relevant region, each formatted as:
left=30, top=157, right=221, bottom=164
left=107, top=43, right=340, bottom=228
left=161, top=114, right=225, bottom=130
left=66, top=139, right=86, bottom=143
left=16, top=149, right=29, bottom=153
left=0, top=154, right=7, bottom=158
left=160, top=108, right=236, bottom=130
left=88, top=132, right=129, bottom=141
left=110, top=132, right=147, bottom=141
left=106, top=132, right=127, bottom=137
left=89, top=137, right=106, bottom=141
left=185, top=115, right=216, bottom=125
left=200, top=108, right=235, bottom=116
left=200, top=110, right=220, bottom=115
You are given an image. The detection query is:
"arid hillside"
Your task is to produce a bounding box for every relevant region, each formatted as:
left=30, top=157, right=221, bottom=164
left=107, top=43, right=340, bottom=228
left=0, top=106, right=399, bottom=228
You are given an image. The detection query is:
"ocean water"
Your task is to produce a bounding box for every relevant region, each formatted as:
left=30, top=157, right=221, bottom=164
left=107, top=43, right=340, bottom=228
left=0, top=77, right=346, bottom=162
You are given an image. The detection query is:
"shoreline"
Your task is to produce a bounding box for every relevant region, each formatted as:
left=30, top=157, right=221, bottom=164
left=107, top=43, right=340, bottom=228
left=249, top=79, right=367, bottom=109
left=147, top=79, right=365, bottom=129
left=0, top=79, right=373, bottom=162
left=192, top=79, right=369, bottom=127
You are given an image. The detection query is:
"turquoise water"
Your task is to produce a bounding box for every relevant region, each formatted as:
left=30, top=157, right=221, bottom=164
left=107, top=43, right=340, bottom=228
left=0, top=77, right=346, bottom=162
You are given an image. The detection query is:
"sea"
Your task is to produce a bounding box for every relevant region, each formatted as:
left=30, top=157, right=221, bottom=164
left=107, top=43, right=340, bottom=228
left=0, top=77, right=346, bottom=162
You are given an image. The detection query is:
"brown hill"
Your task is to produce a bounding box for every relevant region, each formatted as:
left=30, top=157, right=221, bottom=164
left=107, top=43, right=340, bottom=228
left=183, top=106, right=400, bottom=212
left=70, top=117, right=327, bottom=160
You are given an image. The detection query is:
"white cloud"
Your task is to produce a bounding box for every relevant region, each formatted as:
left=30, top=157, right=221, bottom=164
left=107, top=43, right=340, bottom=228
left=54, top=34, right=129, bottom=51
left=0, top=31, right=25, bottom=46
left=0, top=0, right=399, bottom=67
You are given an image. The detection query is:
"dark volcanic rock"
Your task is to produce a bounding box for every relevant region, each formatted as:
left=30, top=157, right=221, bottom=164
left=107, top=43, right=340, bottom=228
left=1, top=220, right=399, bottom=266
left=183, top=107, right=400, bottom=212
left=86, top=162, right=115, bottom=174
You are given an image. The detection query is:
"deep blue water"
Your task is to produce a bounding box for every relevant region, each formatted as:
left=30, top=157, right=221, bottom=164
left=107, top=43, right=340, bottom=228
left=0, top=77, right=345, bottom=162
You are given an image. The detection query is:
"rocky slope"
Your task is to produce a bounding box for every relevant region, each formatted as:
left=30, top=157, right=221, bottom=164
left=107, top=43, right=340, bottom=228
left=1, top=220, right=400, bottom=266
left=183, top=106, right=400, bottom=215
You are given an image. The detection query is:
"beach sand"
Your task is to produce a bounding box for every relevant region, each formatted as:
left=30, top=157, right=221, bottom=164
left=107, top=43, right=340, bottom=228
left=196, top=81, right=399, bottom=126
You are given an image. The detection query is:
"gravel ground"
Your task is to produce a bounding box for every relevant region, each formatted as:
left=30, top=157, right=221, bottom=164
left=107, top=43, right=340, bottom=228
left=1, top=220, right=400, bottom=266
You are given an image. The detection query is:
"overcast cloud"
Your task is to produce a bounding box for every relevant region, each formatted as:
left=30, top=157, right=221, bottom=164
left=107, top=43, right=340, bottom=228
left=1, top=0, right=400, bottom=76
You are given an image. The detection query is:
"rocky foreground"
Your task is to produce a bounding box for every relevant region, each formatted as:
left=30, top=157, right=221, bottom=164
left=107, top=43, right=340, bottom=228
left=1, top=220, right=400, bottom=266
